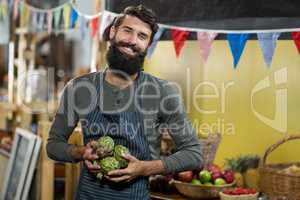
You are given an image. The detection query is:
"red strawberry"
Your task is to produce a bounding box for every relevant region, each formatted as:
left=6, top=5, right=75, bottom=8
left=248, top=188, right=257, bottom=194
left=235, top=187, right=244, bottom=195
left=222, top=187, right=258, bottom=196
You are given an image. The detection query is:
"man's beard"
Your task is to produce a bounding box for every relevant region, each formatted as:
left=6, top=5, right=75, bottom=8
left=106, top=40, right=147, bottom=78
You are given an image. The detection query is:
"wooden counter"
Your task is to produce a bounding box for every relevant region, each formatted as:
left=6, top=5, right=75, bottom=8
left=150, top=192, right=189, bottom=200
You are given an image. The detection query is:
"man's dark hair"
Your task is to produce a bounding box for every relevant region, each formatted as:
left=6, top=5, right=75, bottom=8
left=103, top=5, right=159, bottom=44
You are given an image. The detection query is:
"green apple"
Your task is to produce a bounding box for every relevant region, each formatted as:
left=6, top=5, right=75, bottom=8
left=199, top=170, right=211, bottom=183
left=191, top=179, right=202, bottom=185
left=214, top=178, right=226, bottom=185
left=204, top=182, right=213, bottom=186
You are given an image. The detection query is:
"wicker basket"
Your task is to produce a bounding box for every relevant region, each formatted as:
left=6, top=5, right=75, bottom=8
left=259, top=135, right=300, bottom=199
left=171, top=179, right=235, bottom=199
left=219, top=192, right=259, bottom=200
left=199, top=133, right=222, bottom=168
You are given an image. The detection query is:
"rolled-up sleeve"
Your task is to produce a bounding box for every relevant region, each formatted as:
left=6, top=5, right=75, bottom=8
left=159, top=83, right=203, bottom=174
left=46, top=81, right=79, bottom=162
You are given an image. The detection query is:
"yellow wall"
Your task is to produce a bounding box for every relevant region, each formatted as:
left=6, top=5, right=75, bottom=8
left=144, top=40, right=300, bottom=166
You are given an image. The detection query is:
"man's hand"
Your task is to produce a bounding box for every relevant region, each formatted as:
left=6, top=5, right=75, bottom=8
left=106, top=154, right=146, bottom=182
left=83, top=141, right=101, bottom=174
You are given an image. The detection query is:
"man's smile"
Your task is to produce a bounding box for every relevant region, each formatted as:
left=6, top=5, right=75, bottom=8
left=119, top=46, right=136, bottom=57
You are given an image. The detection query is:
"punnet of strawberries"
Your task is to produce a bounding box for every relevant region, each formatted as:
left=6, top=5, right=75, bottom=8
left=222, top=187, right=257, bottom=195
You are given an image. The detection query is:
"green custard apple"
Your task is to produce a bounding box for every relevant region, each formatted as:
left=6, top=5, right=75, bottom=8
left=93, top=160, right=103, bottom=180
left=100, top=156, right=120, bottom=174
left=114, top=145, right=129, bottom=168
left=96, top=136, right=115, bottom=158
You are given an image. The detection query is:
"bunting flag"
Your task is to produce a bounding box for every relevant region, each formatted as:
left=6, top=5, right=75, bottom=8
left=171, top=29, right=190, bottom=58
left=90, top=17, right=99, bottom=38
left=70, top=8, right=78, bottom=28
left=47, top=11, right=53, bottom=34
left=147, top=27, right=164, bottom=58
left=227, top=34, right=249, bottom=69
left=3, top=3, right=8, bottom=19
left=38, top=12, right=45, bottom=30
left=8, top=0, right=13, bottom=13
left=24, top=5, right=30, bottom=27
left=63, top=4, right=71, bottom=29
left=54, top=9, right=62, bottom=30
left=29, top=11, right=37, bottom=31
left=18, top=2, right=25, bottom=27
left=75, top=13, right=81, bottom=28
left=13, top=0, right=19, bottom=20
left=0, top=3, right=7, bottom=21
left=0, top=4, right=3, bottom=21
left=292, top=32, right=300, bottom=55
left=197, top=32, right=218, bottom=63
left=99, top=11, right=115, bottom=40
left=20, top=3, right=30, bottom=28
left=0, top=1, right=9, bottom=44
left=257, top=32, right=281, bottom=67
left=79, top=16, right=88, bottom=39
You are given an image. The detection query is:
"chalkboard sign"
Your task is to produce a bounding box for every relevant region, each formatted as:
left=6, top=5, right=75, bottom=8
left=0, top=128, right=41, bottom=200
left=24, top=0, right=69, bottom=10
left=105, top=0, right=300, bottom=30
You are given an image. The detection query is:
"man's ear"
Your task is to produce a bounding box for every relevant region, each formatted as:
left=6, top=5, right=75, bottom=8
left=109, top=26, right=116, bottom=40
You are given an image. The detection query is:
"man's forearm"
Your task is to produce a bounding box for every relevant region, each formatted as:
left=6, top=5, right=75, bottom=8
left=141, top=160, right=166, bottom=176
left=68, top=145, right=87, bottom=162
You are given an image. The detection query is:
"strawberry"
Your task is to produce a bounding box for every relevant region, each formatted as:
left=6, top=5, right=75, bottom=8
left=222, top=187, right=257, bottom=196
left=249, top=188, right=257, bottom=194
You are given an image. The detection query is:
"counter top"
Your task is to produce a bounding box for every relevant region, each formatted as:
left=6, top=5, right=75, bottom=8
left=150, top=192, right=191, bottom=200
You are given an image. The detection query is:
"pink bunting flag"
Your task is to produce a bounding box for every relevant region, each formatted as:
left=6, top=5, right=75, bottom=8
left=47, top=11, right=53, bottom=34
left=90, top=17, right=99, bottom=38
left=292, top=32, right=300, bottom=55
left=171, top=29, right=189, bottom=58
left=197, top=32, right=218, bottom=63
left=13, top=0, right=19, bottom=20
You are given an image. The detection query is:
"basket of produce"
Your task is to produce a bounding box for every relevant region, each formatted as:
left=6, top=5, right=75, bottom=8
left=224, top=154, right=260, bottom=189
left=199, top=132, right=222, bottom=168
left=171, top=164, right=236, bottom=199
left=219, top=188, right=259, bottom=200
left=259, top=134, right=300, bottom=199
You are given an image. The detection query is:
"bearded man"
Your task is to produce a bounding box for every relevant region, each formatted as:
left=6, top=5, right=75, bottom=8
left=47, top=5, right=202, bottom=200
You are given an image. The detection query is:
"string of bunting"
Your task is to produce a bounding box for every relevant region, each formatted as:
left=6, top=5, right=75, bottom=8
left=99, top=11, right=300, bottom=69
left=1, top=0, right=300, bottom=69
left=9, top=0, right=100, bottom=38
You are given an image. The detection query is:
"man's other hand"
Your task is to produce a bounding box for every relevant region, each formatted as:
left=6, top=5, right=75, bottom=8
left=105, top=154, right=146, bottom=182
left=83, top=140, right=100, bottom=174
